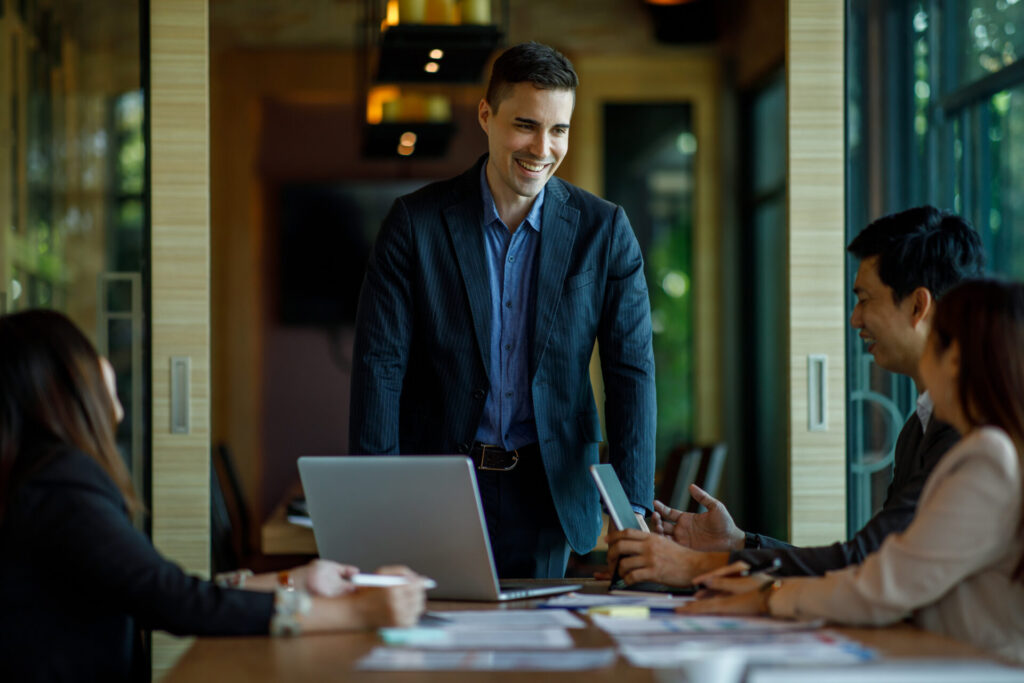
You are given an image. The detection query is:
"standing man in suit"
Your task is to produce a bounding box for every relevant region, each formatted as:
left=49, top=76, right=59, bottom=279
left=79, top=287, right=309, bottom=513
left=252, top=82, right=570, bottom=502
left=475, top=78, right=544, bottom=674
left=350, top=42, right=656, bottom=579
left=606, top=206, right=983, bottom=584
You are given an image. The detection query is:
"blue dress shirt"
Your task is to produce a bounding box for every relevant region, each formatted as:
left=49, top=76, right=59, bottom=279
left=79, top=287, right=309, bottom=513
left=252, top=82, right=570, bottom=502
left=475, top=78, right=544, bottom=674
left=473, top=163, right=543, bottom=450
left=472, top=165, right=646, bottom=518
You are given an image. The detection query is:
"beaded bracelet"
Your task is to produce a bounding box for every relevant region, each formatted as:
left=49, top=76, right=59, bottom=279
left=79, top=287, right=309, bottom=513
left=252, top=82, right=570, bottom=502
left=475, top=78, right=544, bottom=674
left=270, top=587, right=313, bottom=637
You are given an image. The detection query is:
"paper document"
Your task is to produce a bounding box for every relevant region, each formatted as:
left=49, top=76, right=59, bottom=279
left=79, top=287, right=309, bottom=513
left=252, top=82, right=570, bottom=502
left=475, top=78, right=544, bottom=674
left=619, top=631, right=875, bottom=668
left=357, top=647, right=617, bottom=671
left=746, top=660, right=1024, bottom=683
left=378, top=627, right=573, bottom=649
left=592, top=613, right=824, bottom=635
left=425, top=609, right=585, bottom=630
left=541, top=591, right=692, bottom=611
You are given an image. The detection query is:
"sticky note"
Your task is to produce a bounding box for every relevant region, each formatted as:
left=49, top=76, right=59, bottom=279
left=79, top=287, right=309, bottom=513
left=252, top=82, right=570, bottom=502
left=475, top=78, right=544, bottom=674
left=378, top=627, right=449, bottom=645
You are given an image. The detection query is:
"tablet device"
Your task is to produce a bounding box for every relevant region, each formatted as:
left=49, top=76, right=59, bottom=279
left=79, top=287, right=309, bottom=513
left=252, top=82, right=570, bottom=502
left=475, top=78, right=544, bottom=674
left=590, top=464, right=644, bottom=531
left=590, top=463, right=696, bottom=596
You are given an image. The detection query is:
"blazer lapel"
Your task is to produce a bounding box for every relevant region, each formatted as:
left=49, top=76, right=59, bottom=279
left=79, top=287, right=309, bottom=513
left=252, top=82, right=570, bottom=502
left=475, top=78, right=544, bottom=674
left=531, top=178, right=580, bottom=376
left=444, top=172, right=492, bottom=374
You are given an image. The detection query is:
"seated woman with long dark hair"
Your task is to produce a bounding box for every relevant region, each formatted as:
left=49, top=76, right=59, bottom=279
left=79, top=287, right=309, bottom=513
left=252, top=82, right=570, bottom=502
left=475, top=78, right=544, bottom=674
left=0, top=310, right=427, bottom=681
left=680, top=279, right=1024, bottom=662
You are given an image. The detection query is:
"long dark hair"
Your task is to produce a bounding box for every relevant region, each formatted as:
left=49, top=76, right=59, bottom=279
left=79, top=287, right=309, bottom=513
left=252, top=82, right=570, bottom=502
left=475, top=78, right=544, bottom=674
left=931, top=279, right=1024, bottom=579
left=0, top=309, right=140, bottom=520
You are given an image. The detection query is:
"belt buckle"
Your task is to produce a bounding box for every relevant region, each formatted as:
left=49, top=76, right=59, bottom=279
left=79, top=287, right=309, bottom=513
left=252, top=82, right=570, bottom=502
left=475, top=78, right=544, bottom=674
left=478, top=444, right=519, bottom=471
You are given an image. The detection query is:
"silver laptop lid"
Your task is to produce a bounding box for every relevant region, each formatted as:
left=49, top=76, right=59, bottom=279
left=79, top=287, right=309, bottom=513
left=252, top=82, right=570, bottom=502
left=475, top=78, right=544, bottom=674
left=298, top=455, right=501, bottom=600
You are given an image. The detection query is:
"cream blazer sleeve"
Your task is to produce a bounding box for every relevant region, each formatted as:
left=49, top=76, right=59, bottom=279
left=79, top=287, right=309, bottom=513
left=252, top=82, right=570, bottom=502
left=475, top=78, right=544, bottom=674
left=769, top=428, right=1021, bottom=625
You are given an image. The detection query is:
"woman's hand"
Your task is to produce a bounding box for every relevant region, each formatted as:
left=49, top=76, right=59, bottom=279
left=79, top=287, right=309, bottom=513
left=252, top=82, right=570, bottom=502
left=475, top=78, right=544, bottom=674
left=350, top=565, right=427, bottom=628
left=297, top=559, right=359, bottom=597
left=677, top=575, right=780, bottom=616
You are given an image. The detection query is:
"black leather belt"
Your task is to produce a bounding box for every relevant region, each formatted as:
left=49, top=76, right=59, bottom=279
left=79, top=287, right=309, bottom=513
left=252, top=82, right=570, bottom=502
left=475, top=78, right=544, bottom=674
left=471, top=442, right=538, bottom=471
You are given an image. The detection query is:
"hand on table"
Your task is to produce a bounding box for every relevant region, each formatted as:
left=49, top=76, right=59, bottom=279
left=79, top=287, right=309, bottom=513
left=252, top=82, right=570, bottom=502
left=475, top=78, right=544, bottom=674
left=677, top=573, right=779, bottom=617
left=691, top=560, right=774, bottom=598
left=650, top=485, right=745, bottom=552
left=349, top=565, right=428, bottom=628
left=295, top=559, right=360, bottom=597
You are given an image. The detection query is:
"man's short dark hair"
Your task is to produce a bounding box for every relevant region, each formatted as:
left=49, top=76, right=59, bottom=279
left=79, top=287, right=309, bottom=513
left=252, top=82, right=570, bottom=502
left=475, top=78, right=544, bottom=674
left=847, top=206, right=985, bottom=302
left=485, top=42, right=578, bottom=112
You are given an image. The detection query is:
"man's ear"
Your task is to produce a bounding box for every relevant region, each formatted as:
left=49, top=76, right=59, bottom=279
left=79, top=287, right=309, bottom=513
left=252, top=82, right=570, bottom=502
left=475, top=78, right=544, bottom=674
left=910, top=286, right=935, bottom=328
left=478, top=98, right=491, bottom=134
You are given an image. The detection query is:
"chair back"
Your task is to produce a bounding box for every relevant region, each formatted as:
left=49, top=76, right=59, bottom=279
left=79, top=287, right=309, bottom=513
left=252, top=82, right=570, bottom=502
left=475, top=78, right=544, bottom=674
left=658, top=442, right=728, bottom=513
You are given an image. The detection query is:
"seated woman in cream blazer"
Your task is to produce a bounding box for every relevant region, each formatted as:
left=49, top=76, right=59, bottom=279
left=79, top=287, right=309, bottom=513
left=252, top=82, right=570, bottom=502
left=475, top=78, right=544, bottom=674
left=683, top=278, right=1024, bottom=664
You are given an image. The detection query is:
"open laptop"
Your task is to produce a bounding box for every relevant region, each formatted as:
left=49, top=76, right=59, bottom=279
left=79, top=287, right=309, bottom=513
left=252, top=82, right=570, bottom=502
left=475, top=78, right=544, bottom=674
left=298, top=455, right=582, bottom=601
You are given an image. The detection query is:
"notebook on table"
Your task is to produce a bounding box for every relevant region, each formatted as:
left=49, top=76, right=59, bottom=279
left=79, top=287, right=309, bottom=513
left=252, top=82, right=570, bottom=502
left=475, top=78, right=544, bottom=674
left=298, top=455, right=581, bottom=601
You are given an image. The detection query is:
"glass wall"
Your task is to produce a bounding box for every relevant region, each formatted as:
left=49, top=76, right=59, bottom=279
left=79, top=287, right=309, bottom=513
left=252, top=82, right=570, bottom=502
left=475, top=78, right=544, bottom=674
left=603, top=103, right=695, bottom=464
left=739, top=71, right=788, bottom=539
left=0, top=0, right=148, bottom=507
left=846, top=0, right=1024, bottom=533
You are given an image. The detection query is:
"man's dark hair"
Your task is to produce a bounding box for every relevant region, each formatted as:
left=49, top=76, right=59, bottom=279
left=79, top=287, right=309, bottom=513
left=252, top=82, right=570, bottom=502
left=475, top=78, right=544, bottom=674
left=485, top=42, right=578, bottom=112
left=847, top=205, right=985, bottom=302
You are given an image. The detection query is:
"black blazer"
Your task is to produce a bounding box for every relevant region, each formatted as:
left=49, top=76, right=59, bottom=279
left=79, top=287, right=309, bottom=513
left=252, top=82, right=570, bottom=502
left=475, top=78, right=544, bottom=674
left=733, top=413, right=961, bottom=576
left=0, top=447, right=272, bottom=682
left=349, top=156, right=657, bottom=552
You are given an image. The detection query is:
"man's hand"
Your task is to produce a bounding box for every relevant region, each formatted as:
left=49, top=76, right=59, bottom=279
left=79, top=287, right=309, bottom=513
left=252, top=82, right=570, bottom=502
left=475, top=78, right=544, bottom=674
left=650, top=484, right=745, bottom=552
left=606, top=528, right=729, bottom=587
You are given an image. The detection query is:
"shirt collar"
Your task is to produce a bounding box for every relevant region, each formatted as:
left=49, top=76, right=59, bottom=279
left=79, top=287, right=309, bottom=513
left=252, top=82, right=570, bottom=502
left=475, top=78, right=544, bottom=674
left=480, top=161, right=544, bottom=233
left=916, top=390, right=934, bottom=433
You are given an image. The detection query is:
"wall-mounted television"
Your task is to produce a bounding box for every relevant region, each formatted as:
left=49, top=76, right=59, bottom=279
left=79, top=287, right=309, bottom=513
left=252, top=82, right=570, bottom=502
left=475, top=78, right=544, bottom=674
left=276, top=180, right=430, bottom=326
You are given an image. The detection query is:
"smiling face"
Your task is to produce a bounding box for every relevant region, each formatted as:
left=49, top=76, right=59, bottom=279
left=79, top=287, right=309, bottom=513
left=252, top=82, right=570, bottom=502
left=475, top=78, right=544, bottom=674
left=850, top=256, right=932, bottom=382
left=478, top=82, right=574, bottom=212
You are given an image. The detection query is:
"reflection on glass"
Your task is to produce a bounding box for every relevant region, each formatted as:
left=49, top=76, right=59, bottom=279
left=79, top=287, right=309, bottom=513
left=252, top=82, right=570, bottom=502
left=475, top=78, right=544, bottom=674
left=1, top=0, right=147, bottom=507
left=603, top=103, right=695, bottom=463
left=983, top=88, right=1024, bottom=277
left=962, top=0, right=1024, bottom=84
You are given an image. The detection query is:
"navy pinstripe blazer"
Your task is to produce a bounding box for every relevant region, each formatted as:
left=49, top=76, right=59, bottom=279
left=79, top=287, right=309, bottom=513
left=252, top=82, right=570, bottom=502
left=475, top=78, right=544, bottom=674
left=349, top=156, right=656, bottom=552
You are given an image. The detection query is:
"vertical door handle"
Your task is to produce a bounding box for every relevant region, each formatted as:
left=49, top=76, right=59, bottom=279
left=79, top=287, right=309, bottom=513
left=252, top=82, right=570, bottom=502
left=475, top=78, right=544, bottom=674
left=807, top=354, right=828, bottom=432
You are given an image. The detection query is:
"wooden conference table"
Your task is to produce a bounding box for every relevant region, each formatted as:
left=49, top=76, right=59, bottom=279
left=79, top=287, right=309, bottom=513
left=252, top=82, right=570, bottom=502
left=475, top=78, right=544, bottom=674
left=164, top=580, right=1001, bottom=682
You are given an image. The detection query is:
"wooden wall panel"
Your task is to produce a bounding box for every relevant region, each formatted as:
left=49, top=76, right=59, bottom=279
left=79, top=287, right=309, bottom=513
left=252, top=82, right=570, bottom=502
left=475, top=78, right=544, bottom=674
left=786, top=0, right=847, bottom=545
left=149, top=0, right=209, bottom=677
left=569, top=50, right=723, bottom=445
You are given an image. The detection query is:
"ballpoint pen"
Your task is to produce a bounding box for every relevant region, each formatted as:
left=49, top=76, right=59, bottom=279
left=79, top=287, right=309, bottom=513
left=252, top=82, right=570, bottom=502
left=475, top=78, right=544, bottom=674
left=738, top=556, right=782, bottom=576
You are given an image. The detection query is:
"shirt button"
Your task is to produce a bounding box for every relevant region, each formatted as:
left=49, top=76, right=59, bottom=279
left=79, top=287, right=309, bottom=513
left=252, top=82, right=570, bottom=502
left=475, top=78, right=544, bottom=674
left=505, top=301, right=512, bottom=308
left=504, top=344, right=512, bottom=351
left=505, top=391, right=513, bottom=397
left=508, top=256, right=515, bottom=263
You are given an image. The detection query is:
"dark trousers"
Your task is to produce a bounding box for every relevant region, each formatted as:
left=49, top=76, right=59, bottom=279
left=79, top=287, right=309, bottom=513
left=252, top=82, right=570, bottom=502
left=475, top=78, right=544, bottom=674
left=475, top=449, right=570, bottom=579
